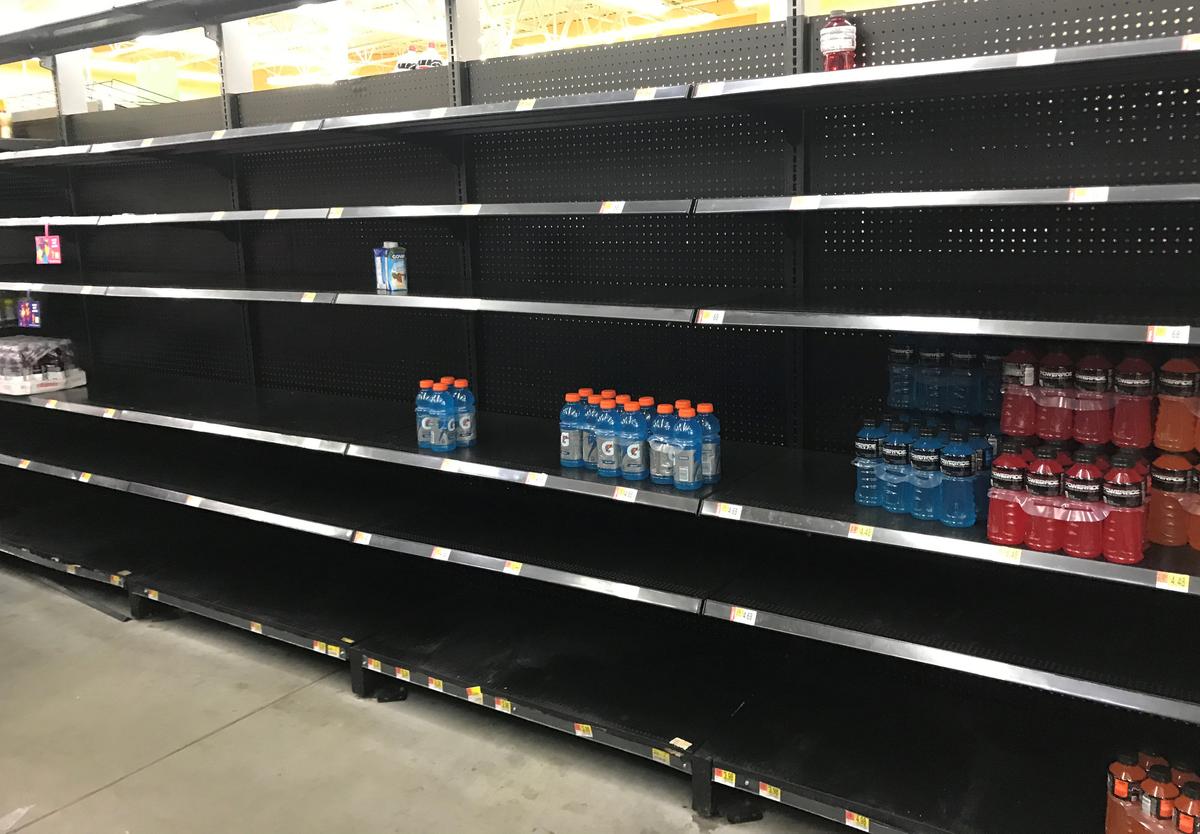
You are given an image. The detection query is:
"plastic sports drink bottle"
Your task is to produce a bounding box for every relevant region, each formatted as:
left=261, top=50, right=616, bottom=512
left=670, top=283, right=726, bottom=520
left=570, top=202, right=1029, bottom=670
left=1139, top=766, right=1180, bottom=833
left=819, top=10, right=856, bottom=71
left=617, top=402, right=648, bottom=481
left=1107, top=754, right=1146, bottom=834
left=581, top=394, right=601, bottom=470
left=672, top=407, right=703, bottom=491
left=1173, top=763, right=1200, bottom=790
left=947, top=346, right=982, bottom=416
left=577, top=387, right=594, bottom=402
left=452, top=379, right=477, bottom=447
left=1189, top=464, right=1200, bottom=552
left=1000, top=346, right=1038, bottom=436
left=938, top=431, right=977, bottom=527
left=1063, top=448, right=1104, bottom=558
left=909, top=426, right=943, bottom=521
left=966, top=427, right=992, bottom=514
left=887, top=341, right=916, bottom=410
left=1024, top=446, right=1065, bottom=552
left=675, top=399, right=692, bottom=412
left=880, top=420, right=915, bottom=514
left=649, top=404, right=676, bottom=486
left=697, top=403, right=721, bottom=485
left=1103, top=452, right=1148, bottom=564
left=428, top=383, right=458, bottom=453
left=1177, top=782, right=1200, bottom=834
left=1073, top=353, right=1113, bottom=445
left=415, top=379, right=435, bottom=448
left=601, top=389, right=617, bottom=402
left=559, top=393, right=584, bottom=468
left=1148, top=454, right=1192, bottom=546
left=1141, top=753, right=1172, bottom=773
left=595, top=400, right=620, bottom=477
left=615, top=394, right=632, bottom=413
left=854, top=417, right=886, bottom=506
left=638, top=396, right=655, bottom=417
left=1155, top=357, right=1199, bottom=452
left=1036, top=349, right=1074, bottom=440
left=1112, top=356, right=1155, bottom=449
left=987, top=441, right=1029, bottom=546
left=915, top=344, right=947, bottom=413
left=981, top=346, right=1004, bottom=418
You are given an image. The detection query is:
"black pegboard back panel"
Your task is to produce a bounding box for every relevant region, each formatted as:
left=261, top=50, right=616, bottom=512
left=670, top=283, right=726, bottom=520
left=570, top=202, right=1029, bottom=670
left=802, top=330, right=889, bottom=453
left=810, top=71, right=1200, bottom=193
left=474, top=214, right=792, bottom=305
left=476, top=313, right=795, bottom=445
left=808, top=0, right=1198, bottom=69
left=235, top=69, right=453, bottom=126
left=79, top=225, right=241, bottom=281
left=13, top=116, right=61, bottom=141
left=252, top=304, right=471, bottom=401
left=66, top=98, right=226, bottom=143
left=0, top=169, right=69, bottom=218
left=470, top=113, right=791, bottom=202
left=468, top=21, right=792, bottom=102
left=239, top=139, right=458, bottom=208
left=244, top=218, right=466, bottom=295
left=805, top=203, right=1200, bottom=322
left=72, top=157, right=235, bottom=215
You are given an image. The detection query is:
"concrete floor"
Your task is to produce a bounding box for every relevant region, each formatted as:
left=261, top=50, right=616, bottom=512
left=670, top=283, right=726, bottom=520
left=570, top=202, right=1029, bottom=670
left=0, top=560, right=844, bottom=834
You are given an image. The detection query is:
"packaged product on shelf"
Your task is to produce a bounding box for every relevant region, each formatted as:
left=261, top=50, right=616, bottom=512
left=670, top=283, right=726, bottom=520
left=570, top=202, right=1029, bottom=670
left=908, top=426, right=943, bottom=521
left=671, top=407, right=703, bottom=491
left=1188, top=465, right=1200, bottom=552
left=1062, top=448, right=1105, bottom=559
left=1136, top=765, right=1179, bottom=833
left=649, top=404, right=677, bottom=486
left=1154, top=357, right=1199, bottom=453
left=1112, top=355, right=1155, bottom=449
left=427, top=383, right=457, bottom=453
left=966, top=426, right=993, bottom=514
left=1074, top=352, right=1114, bottom=445
left=696, top=403, right=721, bottom=485
left=887, top=340, right=916, bottom=410
left=0, top=335, right=86, bottom=395
left=819, top=10, right=857, bottom=72
left=638, top=395, right=655, bottom=417
left=1173, top=762, right=1200, bottom=789
left=946, top=345, right=982, bottom=416
left=581, top=394, right=602, bottom=471
left=1035, top=348, right=1075, bottom=441
left=987, top=441, right=1029, bottom=546
left=415, top=378, right=435, bottom=448
left=1147, top=455, right=1192, bottom=547
left=617, top=402, right=648, bottom=482
left=981, top=345, right=1005, bottom=418
left=1023, top=446, right=1066, bottom=552
left=1176, top=783, right=1200, bottom=834
left=452, top=378, right=477, bottom=448
left=938, top=431, right=977, bottom=527
left=880, top=420, right=915, bottom=514
left=1107, top=754, right=1146, bottom=834
left=1102, top=451, right=1147, bottom=565
left=559, top=393, right=584, bottom=468
left=914, top=343, right=947, bottom=414
left=1000, top=346, right=1038, bottom=436
left=595, top=400, right=620, bottom=477
left=373, top=241, right=407, bottom=293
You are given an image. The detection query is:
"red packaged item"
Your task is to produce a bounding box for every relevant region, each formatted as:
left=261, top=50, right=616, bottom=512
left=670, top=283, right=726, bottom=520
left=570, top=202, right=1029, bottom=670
left=1188, top=465, right=1200, bottom=553
left=1103, top=452, right=1148, bottom=564
left=1063, top=448, right=1105, bottom=558
left=1108, top=754, right=1146, bottom=834
left=1024, top=445, right=1065, bottom=553
left=1155, top=357, right=1200, bottom=453
left=1139, top=766, right=1181, bottom=833
left=987, top=441, right=1029, bottom=546
left=1036, top=349, right=1075, bottom=440
left=1142, top=753, right=1173, bottom=772
left=1074, top=352, right=1114, bottom=444
left=1148, top=455, right=1193, bottom=547
left=1177, top=782, right=1200, bottom=833
left=1174, top=763, right=1200, bottom=790
left=819, top=10, right=857, bottom=71
left=1000, top=347, right=1038, bottom=436
left=1112, top=356, right=1155, bottom=449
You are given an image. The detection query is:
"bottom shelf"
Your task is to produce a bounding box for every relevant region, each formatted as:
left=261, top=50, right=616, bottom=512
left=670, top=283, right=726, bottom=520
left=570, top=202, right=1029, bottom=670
left=3, top=471, right=1198, bottom=834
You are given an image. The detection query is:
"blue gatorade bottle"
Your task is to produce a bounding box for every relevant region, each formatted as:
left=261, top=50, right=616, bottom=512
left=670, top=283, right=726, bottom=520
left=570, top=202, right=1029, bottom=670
left=909, top=426, right=944, bottom=521
left=559, top=393, right=583, bottom=468
left=429, top=383, right=458, bottom=453
left=853, top=416, right=886, bottom=506
left=648, top=404, right=676, bottom=485
left=887, top=340, right=916, bottom=410
left=452, top=378, right=477, bottom=448
left=880, top=420, right=915, bottom=514
left=947, top=345, right=982, bottom=416
left=672, top=407, right=703, bottom=491
left=617, top=402, right=649, bottom=481
left=638, top=396, right=656, bottom=418
left=938, top=430, right=977, bottom=527
left=415, top=378, right=435, bottom=449
left=595, top=400, right=620, bottom=478
left=915, top=343, right=947, bottom=413
left=581, top=394, right=601, bottom=470
left=696, top=403, right=721, bottom=485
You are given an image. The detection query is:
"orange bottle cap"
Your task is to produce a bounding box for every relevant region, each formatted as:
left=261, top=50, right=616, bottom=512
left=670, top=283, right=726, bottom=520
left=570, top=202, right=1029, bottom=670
left=697, top=402, right=714, bottom=413
left=419, top=379, right=434, bottom=388
left=615, top=394, right=631, bottom=403
left=623, top=402, right=641, bottom=412
left=656, top=403, right=674, bottom=414
left=433, top=383, right=449, bottom=391
left=439, top=376, right=456, bottom=384
left=565, top=393, right=580, bottom=402
left=454, top=378, right=469, bottom=388
left=600, top=400, right=616, bottom=409
left=578, top=387, right=594, bottom=397
left=675, top=399, right=692, bottom=410
left=587, top=395, right=602, bottom=405
left=678, top=407, right=696, bottom=418
left=601, top=389, right=617, bottom=398
left=638, top=396, right=655, bottom=407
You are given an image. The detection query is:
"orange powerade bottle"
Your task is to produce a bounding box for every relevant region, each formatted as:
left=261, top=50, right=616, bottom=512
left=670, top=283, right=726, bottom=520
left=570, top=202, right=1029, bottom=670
left=1108, top=754, right=1147, bottom=834
left=1140, top=765, right=1181, bottom=833
left=1176, top=781, right=1200, bottom=833
left=1148, top=456, right=1194, bottom=547
left=1156, top=357, right=1200, bottom=452
left=1175, top=763, right=1200, bottom=790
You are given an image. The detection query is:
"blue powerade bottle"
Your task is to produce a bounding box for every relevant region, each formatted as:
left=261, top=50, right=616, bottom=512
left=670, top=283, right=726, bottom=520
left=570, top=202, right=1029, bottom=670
left=915, top=343, right=947, bottom=413
left=617, top=402, right=649, bottom=481
left=415, top=378, right=435, bottom=449
left=887, top=341, right=916, bottom=410
left=880, top=420, right=914, bottom=514
left=908, top=426, right=944, bottom=521
left=452, top=378, right=477, bottom=448
left=696, top=402, right=721, bottom=485
left=853, top=417, right=886, bottom=507
left=672, top=407, right=703, bottom=491
left=648, top=404, right=676, bottom=485
left=428, top=383, right=458, bottom=453
left=938, top=431, right=977, bottom=527
left=581, top=394, right=601, bottom=471
left=559, top=393, right=584, bottom=468
left=595, top=400, right=620, bottom=477
left=967, top=426, right=993, bottom=516
left=946, top=345, right=982, bottom=417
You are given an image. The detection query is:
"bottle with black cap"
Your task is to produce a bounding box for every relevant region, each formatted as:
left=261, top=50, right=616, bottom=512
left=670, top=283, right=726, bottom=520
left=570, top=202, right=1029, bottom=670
left=1063, top=447, right=1104, bottom=559
left=1139, top=764, right=1180, bottom=832
left=1025, top=445, right=1066, bottom=552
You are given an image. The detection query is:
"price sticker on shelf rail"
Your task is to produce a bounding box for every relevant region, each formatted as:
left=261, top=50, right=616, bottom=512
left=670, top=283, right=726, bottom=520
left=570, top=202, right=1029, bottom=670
left=612, top=486, right=638, bottom=503
left=516, top=98, right=536, bottom=111
left=996, top=547, right=1022, bottom=564
left=44, top=399, right=58, bottom=409
left=713, top=768, right=737, bottom=786
left=789, top=195, right=822, bottom=211
left=431, top=546, right=452, bottom=561
left=459, top=203, right=482, bottom=216
left=210, top=129, right=226, bottom=141
left=494, top=697, right=512, bottom=714
left=263, top=209, right=280, bottom=220
left=670, top=737, right=692, bottom=751
left=312, top=640, right=327, bottom=654
left=66, top=564, right=77, bottom=575
left=185, top=495, right=203, bottom=508
left=325, top=643, right=341, bottom=658
left=634, top=87, right=657, bottom=101
left=466, top=686, right=483, bottom=704
left=599, top=200, right=625, bottom=214
left=147, top=589, right=159, bottom=601
left=729, top=606, right=758, bottom=626
left=1146, top=325, right=1191, bottom=345
left=651, top=748, right=672, bottom=765
left=1184, top=33, right=1200, bottom=51
left=524, top=471, right=548, bottom=487
left=367, top=657, right=382, bottom=673
left=109, top=574, right=123, bottom=587
left=573, top=723, right=594, bottom=739
left=300, top=292, right=318, bottom=303
left=847, top=523, right=875, bottom=542
left=502, top=560, right=523, bottom=575
left=327, top=207, right=344, bottom=220
left=17, top=459, right=30, bottom=469
left=78, top=472, right=92, bottom=484
left=844, top=810, right=871, bottom=831
left=395, top=666, right=411, bottom=681
left=250, top=621, right=263, bottom=635
left=210, top=211, right=226, bottom=222
left=353, top=531, right=372, bottom=546
left=440, top=458, right=461, bottom=473
left=1068, top=186, right=1109, bottom=203
left=758, top=782, right=781, bottom=802
left=427, top=677, right=444, bottom=692
left=103, top=408, right=117, bottom=419
left=1156, top=571, right=1191, bottom=593
left=714, top=502, right=743, bottom=521
left=696, top=309, right=725, bottom=325
left=1015, top=48, right=1056, bottom=66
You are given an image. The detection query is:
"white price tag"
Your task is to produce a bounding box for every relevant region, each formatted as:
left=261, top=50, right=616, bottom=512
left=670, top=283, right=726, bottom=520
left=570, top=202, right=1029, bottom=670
left=366, top=657, right=381, bottom=672
left=696, top=309, right=726, bottom=325
left=714, top=502, right=743, bottom=520
left=758, top=782, right=781, bottom=802
left=789, top=195, right=822, bottom=211
left=427, top=677, right=444, bottom=692
left=140, top=137, right=154, bottom=148
left=713, top=767, right=736, bottom=786
left=524, top=471, right=548, bottom=486
left=516, top=98, right=536, bottom=111
left=1068, top=186, right=1109, bottom=203
left=1183, top=33, right=1200, bottom=51
left=431, top=546, right=452, bottom=561
left=1016, top=48, right=1056, bottom=66
left=78, top=472, right=92, bottom=484
left=466, top=686, right=484, bottom=704
left=440, top=459, right=461, bottom=473
left=1146, top=325, right=1191, bottom=345
left=573, top=723, right=593, bottom=739
left=300, top=292, right=317, bottom=302
left=459, top=203, right=482, bottom=216
left=844, top=810, right=871, bottom=831
left=250, top=621, right=263, bottom=634
left=695, top=81, right=726, bottom=97
left=729, top=606, right=757, bottom=626
left=494, top=697, right=512, bottom=713
left=502, top=560, right=523, bottom=575
left=147, top=589, right=159, bottom=601
left=103, top=408, right=117, bottom=419
left=210, top=211, right=226, bottom=222
left=395, top=667, right=411, bottom=681
left=847, top=523, right=875, bottom=541
left=185, top=495, right=203, bottom=508
left=612, top=486, right=638, bottom=502
left=353, top=531, right=372, bottom=545
left=599, top=200, right=625, bottom=214
left=428, top=107, right=448, bottom=119
left=289, top=121, right=308, bottom=132
left=634, top=87, right=657, bottom=101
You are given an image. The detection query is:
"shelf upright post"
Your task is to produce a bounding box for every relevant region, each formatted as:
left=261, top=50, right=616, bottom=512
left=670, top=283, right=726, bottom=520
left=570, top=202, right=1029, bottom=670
left=347, top=647, right=375, bottom=698
left=690, top=753, right=718, bottom=816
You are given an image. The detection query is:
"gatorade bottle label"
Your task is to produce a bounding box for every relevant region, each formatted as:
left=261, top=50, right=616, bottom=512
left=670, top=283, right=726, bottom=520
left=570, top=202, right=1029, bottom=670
left=1003, top=360, right=1036, bottom=387
left=650, top=438, right=675, bottom=479
left=939, top=451, right=973, bottom=477
left=1103, top=482, right=1145, bottom=507
left=419, top=414, right=435, bottom=445
left=854, top=437, right=881, bottom=458
left=597, top=437, right=619, bottom=472
left=583, top=429, right=597, bottom=467
left=908, top=448, right=940, bottom=471
left=560, top=429, right=581, bottom=463
left=702, top=441, right=721, bottom=479
left=675, top=449, right=698, bottom=485
left=881, top=440, right=909, bottom=466
left=620, top=439, right=647, bottom=477
left=458, top=411, right=476, bottom=444
left=431, top=418, right=456, bottom=450
left=1025, top=471, right=1063, bottom=497
left=990, top=464, right=1025, bottom=491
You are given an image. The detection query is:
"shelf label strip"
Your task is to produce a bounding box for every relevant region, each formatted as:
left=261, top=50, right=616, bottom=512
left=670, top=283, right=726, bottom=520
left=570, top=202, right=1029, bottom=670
left=844, top=810, right=871, bottom=831
left=1146, top=325, right=1191, bottom=344
left=1156, top=571, right=1190, bottom=593
left=713, top=767, right=736, bottom=786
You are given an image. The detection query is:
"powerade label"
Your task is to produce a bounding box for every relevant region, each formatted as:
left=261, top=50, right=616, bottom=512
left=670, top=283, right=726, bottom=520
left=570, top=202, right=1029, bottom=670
left=583, top=428, right=597, bottom=466
left=649, top=437, right=674, bottom=479
left=1107, top=772, right=1142, bottom=802
left=1074, top=368, right=1112, bottom=392
left=1158, top=369, right=1198, bottom=397
left=991, top=465, right=1025, bottom=491
left=820, top=22, right=856, bottom=53
left=597, top=435, right=619, bottom=473
left=1142, top=792, right=1175, bottom=821
left=1065, top=472, right=1102, bottom=502
left=1115, top=370, right=1153, bottom=396
left=457, top=411, right=476, bottom=444
left=1102, top=481, right=1145, bottom=508
left=888, top=345, right=914, bottom=364
left=881, top=439, right=909, bottom=466
left=1003, top=361, right=1036, bottom=387
left=1179, top=808, right=1198, bottom=834
left=909, top=447, right=940, bottom=472
left=702, top=440, right=721, bottom=479
left=1151, top=466, right=1190, bottom=493
left=854, top=437, right=881, bottom=459
left=1025, top=470, right=1063, bottom=497
left=939, top=451, right=973, bottom=477
left=950, top=351, right=978, bottom=367
left=675, top=449, right=699, bottom=486
left=983, top=352, right=1004, bottom=371
left=1038, top=366, right=1073, bottom=389
left=918, top=348, right=945, bottom=364
left=619, top=438, right=647, bottom=477
left=560, top=429, right=581, bottom=463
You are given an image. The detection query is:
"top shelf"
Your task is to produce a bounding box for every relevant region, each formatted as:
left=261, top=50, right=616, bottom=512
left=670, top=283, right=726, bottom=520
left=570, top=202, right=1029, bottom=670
left=2, top=34, right=1196, bottom=168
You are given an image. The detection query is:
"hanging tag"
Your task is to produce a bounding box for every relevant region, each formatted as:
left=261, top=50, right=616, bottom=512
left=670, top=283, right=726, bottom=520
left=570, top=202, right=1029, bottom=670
left=35, top=224, right=61, bottom=265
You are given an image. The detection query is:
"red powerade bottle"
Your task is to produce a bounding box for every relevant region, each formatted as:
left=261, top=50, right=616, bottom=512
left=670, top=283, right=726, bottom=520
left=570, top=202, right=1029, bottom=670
left=1140, top=765, right=1181, bottom=833
left=1107, top=754, right=1146, bottom=834
left=1036, top=348, right=1075, bottom=440
left=1103, top=452, right=1148, bottom=565
left=1000, top=347, right=1038, bottom=437
left=1173, top=762, right=1200, bottom=790
left=987, top=440, right=1029, bottom=546
left=1074, top=352, right=1114, bottom=444
left=1112, top=355, right=1155, bottom=449
left=1024, top=445, right=1066, bottom=553
left=1063, top=448, right=1105, bottom=558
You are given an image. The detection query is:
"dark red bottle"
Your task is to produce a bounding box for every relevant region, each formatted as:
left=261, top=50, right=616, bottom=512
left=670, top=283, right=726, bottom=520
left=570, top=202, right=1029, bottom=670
left=1078, top=443, right=1111, bottom=474
left=1036, top=349, right=1075, bottom=441
left=1063, top=448, right=1104, bottom=558
left=987, top=440, right=1029, bottom=546
left=1024, top=445, right=1066, bottom=553
left=1111, top=355, right=1155, bottom=449
left=1073, top=352, right=1113, bottom=445
left=1000, top=347, right=1038, bottom=437
left=1102, top=451, right=1147, bottom=565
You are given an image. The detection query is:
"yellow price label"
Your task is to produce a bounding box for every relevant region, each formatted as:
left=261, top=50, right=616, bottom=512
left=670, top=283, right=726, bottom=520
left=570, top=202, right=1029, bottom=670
left=103, top=408, right=117, bottom=418
left=1156, top=571, right=1190, bottom=593
left=312, top=640, right=327, bottom=653
left=325, top=643, right=341, bottom=658
left=713, top=768, right=736, bottom=786
left=300, top=291, right=317, bottom=302
left=758, top=782, right=781, bottom=802
left=1068, top=185, right=1109, bottom=203
left=1146, top=324, right=1191, bottom=345
left=78, top=472, right=92, bottom=483
left=367, top=657, right=382, bottom=672
left=651, top=748, right=672, bottom=765
left=847, top=523, right=875, bottom=541
left=353, top=531, right=372, bottom=545
left=466, top=686, right=483, bottom=704
left=502, top=560, right=523, bottom=575
left=427, top=677, right=444, bottom=692
left=599, top=200, right=625, bottom=214
left=612, top=486, right=638, bottom=502
left=431, top=546, right=452, bottom=561
left=729, top=606, right=757, bottom=626
left=185, top=495, right=203, bottom=507
left=844, top=811, right=871, bottom=831
left=714, top=502, right=743, bottom=520
left=696, top=309, right=726, bottom=325
left=573, top=723, right=593, bottom=738
left=109, top=574, right=123, bottom=586
left=516, top=98, right=536, bottom=111
left=147, top=589, right=159, bottom=601
left=494, top=697, right=512, bottom=714
left=997, top=546, right=1022, bottom=564
left=66, top=564, right=77, bottom=575
left=44, top=399, right=58, bottom=409
left=395, top=667, right=411, bottom=682
left=17, top=459, right=30, bottom=469
left=250, top=621, right=263, bottom=634
left=524, top=471, right=548, bottom=486
left=327, top=207, right=343, bottom=220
